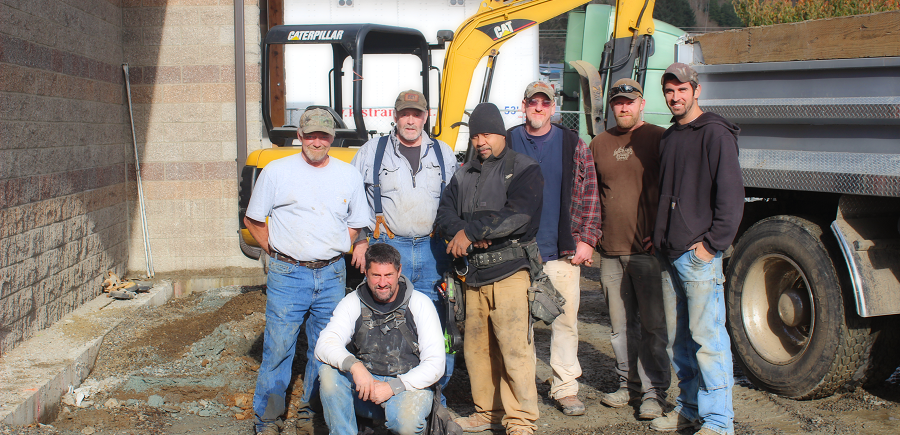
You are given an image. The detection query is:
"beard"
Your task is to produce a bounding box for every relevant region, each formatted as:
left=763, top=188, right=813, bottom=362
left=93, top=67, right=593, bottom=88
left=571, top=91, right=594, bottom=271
left=615, top=113, right=639, bottom=130
left=302, top=146, right=329, bottom=163
left=398, top=124, right=423, bottom=143
left=527, top=115, right=548, bottom=130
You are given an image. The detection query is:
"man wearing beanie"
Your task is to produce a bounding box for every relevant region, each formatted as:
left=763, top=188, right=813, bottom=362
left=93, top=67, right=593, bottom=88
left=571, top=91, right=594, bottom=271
left=590, top=78, right=669, bottom=420
left=508, top=81, right=601, bottom=417
left=350, top=90, right=459, bottom=401
left=436, top=102, right=544, bottom=435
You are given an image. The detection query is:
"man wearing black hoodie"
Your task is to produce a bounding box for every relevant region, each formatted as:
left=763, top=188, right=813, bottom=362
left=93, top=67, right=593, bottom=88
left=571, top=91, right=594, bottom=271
left=649, top=63, right=744, bottom=435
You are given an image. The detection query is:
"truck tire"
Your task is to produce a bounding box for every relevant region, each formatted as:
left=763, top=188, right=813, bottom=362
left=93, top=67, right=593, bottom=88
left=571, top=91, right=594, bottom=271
left=726, top=216, right=872, bottom=399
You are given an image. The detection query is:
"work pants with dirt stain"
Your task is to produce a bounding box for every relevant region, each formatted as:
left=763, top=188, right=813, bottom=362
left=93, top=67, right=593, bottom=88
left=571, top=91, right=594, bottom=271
left=600, top=253, right=671, bottom=401
left=318, top=365, right=433, bottom=435
left=464, top=270, right=538, bottom=434
left=544, top=258, right=583, bottom=400
left=253, top=256, right=345, bottom=432
left=659, top=250, right=734, bottom=435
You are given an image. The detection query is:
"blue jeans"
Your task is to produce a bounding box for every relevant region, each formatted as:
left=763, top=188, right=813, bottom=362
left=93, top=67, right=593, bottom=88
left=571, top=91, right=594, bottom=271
left=318, top=365, right=433, bottom=435
left=374, top=234, right=455, bottom=400
left=253, top=256, right=346, bottom=431
left=659, top=250, right=734, bottom=435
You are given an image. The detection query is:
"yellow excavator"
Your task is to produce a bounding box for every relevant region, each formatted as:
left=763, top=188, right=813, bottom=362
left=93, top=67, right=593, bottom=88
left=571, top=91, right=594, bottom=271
left=239, top=0, right=659, bottom=259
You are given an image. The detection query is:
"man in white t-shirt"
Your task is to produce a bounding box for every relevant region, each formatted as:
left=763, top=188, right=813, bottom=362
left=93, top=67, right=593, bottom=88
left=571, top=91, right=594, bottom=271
left=244, top=108, right=370, bottom=435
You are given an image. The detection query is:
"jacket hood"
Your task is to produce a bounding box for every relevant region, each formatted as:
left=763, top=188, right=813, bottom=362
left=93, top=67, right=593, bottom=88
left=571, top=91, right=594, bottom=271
left=675, top=112, right=740, bottom=138
left=355, top=273, right=413, bottom=314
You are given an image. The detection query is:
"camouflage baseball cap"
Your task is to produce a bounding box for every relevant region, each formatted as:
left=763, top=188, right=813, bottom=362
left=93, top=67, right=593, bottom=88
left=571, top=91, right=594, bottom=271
left=299, top=108, right=335, bottom=136
left=395, top=90, right=428, bottom=113
left=524, top=81, right=554, bottom=99
left=661, top=62, right=699, bottom=85
left=608, top=78, right=643, bottom=103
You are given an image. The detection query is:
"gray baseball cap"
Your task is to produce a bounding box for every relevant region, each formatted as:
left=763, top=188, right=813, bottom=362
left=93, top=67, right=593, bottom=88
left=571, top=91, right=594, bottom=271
left=395, top=90, right=428, bottom=113
left=661, top=62, right=699, bottom=85
left=299, top=108, right=335, bottom=136
left=524, top=81, right=554, bottom=99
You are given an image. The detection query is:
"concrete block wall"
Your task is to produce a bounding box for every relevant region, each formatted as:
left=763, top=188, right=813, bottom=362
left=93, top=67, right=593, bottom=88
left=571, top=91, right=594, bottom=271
left=122, top=0, right=261, bottom=275
left=0, top=0, right=130, bottom=353
left=1, top=0, right=266, bottom=353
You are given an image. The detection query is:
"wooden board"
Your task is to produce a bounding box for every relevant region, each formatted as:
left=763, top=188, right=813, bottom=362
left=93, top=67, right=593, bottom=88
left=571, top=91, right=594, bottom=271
left=267, top=0, right=286, bottom=133
left=693, top=11, right=900, bottom=64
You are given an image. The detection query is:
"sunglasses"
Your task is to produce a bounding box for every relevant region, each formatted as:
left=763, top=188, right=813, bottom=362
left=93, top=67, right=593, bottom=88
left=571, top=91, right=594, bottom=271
left=526, top=98, right=554, bottom=108
left=609, top=84, right=642, bottom=98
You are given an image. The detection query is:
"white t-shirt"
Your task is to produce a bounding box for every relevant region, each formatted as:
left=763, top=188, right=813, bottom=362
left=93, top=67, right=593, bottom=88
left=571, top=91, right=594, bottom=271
left=245, top=153, right=369, bottom=262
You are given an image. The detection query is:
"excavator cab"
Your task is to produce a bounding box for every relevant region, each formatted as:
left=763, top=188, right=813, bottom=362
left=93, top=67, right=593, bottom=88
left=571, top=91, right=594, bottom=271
left=240, top=24, right=451, bottom=260
left=261, top=23, right=451, bottom=147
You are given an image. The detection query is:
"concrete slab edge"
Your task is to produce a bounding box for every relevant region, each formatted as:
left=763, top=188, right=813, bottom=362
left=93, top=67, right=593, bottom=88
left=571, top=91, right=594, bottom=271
left=0, top=281, right=175, bottom=426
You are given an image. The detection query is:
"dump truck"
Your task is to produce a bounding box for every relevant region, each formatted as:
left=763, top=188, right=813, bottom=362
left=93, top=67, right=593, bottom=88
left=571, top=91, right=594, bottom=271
left=673, top=11, right=900, bottom=399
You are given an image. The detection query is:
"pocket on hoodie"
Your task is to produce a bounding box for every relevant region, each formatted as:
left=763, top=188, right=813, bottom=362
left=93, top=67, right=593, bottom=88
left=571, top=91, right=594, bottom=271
left=664, top=195, right=697, bottom=251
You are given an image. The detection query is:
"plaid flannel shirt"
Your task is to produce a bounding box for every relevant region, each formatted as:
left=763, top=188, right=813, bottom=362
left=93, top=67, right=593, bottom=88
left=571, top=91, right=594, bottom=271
left=562, top=137, right=602, bottom=257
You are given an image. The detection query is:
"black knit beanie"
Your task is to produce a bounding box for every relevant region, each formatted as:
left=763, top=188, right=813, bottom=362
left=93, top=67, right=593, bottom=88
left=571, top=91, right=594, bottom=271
left=468, top=103, right=507, bottom=137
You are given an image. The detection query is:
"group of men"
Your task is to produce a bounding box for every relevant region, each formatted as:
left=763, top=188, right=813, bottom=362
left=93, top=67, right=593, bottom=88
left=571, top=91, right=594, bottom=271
left=243, top=61, right=744, bottom=435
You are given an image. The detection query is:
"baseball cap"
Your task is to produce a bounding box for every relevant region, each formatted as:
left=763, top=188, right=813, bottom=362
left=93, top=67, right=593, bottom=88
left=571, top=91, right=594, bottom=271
left=661, top=62, right=699, bottom=85
left=524, top=81, right=554, bottom=99
left=299, top=108, right=335, bottom=136
left=395, top=90, right=428, bottom=112
left=608, top=78, right=643, bottom=103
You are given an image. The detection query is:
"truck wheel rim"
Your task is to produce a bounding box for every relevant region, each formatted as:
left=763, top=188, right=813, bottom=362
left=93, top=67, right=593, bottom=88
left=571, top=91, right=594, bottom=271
left=742, top=254, right=814, bottom=365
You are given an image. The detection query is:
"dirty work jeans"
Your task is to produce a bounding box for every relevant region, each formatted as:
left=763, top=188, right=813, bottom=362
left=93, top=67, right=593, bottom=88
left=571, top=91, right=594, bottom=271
left=600, top=253, right=670, bottom=401
left=464, top=270, right=538, bottom=433
left=253, top=256, right=345, bottom=432
left=374, top=234, right=455, bottom=401
left=544, top=258, right=582, bottom=399
left=659, top=250, right=734, bottom=435
left=318, top=365, right=433, bottom=435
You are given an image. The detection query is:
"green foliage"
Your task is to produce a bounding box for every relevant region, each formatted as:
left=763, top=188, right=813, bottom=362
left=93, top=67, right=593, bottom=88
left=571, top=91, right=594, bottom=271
left=709, top=0, right=745, bottom=27
left=654, top=0, right=698, bottom=28
left=732, top=0, right=900, bottom=27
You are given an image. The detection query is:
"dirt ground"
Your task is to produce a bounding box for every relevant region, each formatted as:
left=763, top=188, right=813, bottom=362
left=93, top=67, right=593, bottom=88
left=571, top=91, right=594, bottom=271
left=2, top=256, right=899, bottom=435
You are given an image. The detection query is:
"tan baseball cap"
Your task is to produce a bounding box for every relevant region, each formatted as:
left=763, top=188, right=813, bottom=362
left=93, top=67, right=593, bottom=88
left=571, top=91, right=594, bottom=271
left=661, top=62, right=699, bottom=85
left=395, top=90, right=428, bottom=113
left=524, top=81, right=554, bottom=99
left=299, top=108, right=335, bottom=136
left=608, top=78, right=643, bottom=103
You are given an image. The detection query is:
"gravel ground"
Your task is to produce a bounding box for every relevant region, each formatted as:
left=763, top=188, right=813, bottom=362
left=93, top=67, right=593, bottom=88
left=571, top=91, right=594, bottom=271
left=2, top=255, right=898, bottom=435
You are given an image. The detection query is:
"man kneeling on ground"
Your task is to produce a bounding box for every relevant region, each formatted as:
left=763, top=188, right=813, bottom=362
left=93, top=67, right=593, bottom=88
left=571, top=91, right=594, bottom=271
left=315, top=243, right=446, bottom=435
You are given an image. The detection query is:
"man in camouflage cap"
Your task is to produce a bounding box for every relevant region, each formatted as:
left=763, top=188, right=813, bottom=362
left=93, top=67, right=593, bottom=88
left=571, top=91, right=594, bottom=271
left=245, top=107, right=370, bottom=434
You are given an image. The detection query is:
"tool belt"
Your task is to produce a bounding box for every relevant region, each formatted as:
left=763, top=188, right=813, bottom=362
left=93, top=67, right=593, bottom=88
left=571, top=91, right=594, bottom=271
left=272, top=252, right=341, bottom=269
left=469, top=244, right=528, bottom=269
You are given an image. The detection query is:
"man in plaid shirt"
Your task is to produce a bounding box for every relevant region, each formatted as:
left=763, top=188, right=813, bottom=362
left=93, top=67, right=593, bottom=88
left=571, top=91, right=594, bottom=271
left=508, top=81, right=601, bottom=416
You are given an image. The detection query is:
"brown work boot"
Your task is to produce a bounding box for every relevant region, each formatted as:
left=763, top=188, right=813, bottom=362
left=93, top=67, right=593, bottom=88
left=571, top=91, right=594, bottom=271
left=554, top=395, right=585, bottom=416
left=454, top=413, right=504, bottom=433
left=695, top=428, right=727, bottom=435
left=649, top=410, right=700, bottom=432
left=507, top=429, right=533, bottom=435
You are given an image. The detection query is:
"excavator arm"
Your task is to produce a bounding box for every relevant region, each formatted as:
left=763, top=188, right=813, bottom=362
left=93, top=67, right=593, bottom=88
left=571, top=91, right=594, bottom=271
left=434, top=0, right=657, bottom=147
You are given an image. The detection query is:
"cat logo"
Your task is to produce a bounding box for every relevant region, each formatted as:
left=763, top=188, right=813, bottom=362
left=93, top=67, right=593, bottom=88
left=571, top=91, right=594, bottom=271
left=475, top=19, right=537, bottom=41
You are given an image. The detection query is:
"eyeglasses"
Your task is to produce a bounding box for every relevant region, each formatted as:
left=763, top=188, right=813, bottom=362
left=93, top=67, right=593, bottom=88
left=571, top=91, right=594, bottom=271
left=526, top=98, right=554, bottom=108
left=609, top=84, right=642, bottom=98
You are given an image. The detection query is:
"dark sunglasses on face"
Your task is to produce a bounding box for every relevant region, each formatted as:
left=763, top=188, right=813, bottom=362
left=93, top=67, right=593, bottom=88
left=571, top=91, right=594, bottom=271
left=526, top=98, right=554, bottom=108
left=609, top=84, right=642, bottom=98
